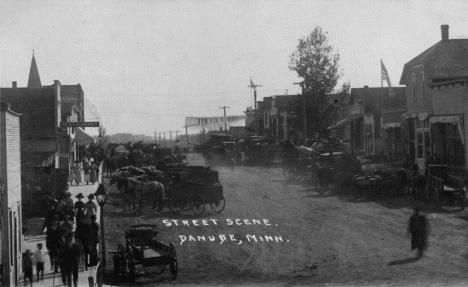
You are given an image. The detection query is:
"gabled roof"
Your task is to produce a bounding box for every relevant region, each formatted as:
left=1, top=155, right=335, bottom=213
left=27, top=53, right=42, bottom=88
left=351, top=86, right=406, bottom=112
left=399, top=39, right=468, bottom=84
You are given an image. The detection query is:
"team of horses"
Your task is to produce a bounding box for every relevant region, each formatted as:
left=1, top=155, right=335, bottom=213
left=108, top=166, right=168, bottom=211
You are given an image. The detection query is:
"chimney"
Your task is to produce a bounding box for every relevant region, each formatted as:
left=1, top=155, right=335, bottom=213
left=364, top=85, right=369, bottom=88
left=441, top=24, right=449, bottom=41
left=12, top=81, right=17, bottom=88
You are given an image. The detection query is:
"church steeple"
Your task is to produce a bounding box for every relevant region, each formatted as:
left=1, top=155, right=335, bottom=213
left=27, top=50, right=42, bottom=88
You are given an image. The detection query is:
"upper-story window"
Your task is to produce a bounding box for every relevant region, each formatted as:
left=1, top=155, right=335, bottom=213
left=421, top=71, right=425, bottom=98
left=412, top=73, right=416, bottom=100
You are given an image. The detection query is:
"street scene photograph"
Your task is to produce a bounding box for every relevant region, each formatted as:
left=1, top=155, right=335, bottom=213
left=1, top=0, right=468, bottom=286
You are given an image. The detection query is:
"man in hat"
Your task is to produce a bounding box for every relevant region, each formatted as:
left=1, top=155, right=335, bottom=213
left=83, top=194, right=97, bottom=225
left=74, top=193, right=85, bottom=225
left=61, top=233, right=80, bottom=287
left=46, top=215, right=60, bottom=272
left=408, top=207, right=430, bottom=258
left=60, top=188, right=75, bottom=222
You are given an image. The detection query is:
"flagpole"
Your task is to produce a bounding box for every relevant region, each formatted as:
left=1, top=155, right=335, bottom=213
left=381, top=60, right=384, bottom=156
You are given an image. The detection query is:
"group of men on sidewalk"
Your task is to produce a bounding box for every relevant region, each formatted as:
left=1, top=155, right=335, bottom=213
left=22, top=185, right=101, bottom=287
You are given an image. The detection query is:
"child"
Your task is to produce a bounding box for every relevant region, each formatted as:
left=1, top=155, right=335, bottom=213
left=22, top=249, right=33, bottom=286
left=33, top=243, right=45, bottom=281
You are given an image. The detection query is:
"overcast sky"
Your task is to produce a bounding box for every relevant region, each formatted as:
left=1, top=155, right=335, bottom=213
left=1, top=0, right=467, bottom=136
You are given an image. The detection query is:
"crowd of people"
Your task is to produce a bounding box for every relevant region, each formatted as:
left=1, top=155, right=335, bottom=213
left=70, top=157, right=100, bottom=185
left=26, top=186, right=101, bottom=287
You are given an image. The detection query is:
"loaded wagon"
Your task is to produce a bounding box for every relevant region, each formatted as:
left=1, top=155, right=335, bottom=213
left=166, top=165, right=226, bottom=215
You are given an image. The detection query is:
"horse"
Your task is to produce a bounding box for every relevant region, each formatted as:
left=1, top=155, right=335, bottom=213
left=108, top=173, right=136, bottom=211
left=129, top=178, right=165, bottom=211
left=103, top=156, right=118, bottom=178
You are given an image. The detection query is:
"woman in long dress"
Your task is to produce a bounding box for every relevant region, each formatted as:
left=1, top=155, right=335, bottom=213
left=73, top=161, right=83, bottom=185
left=89, top=161, right=99, bottom=184
left=83, top=161, right=91, bottom=185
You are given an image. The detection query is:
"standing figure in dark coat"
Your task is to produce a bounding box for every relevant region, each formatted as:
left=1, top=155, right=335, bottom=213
left=408, top=208, right=430, bottom=258
left=89, top=215, right=100, bottom=267
left=61, top=234, right=81, bottom=287
left=46, top=217, right=60, bottom=271
left=74, top=193, right=85, bottom=225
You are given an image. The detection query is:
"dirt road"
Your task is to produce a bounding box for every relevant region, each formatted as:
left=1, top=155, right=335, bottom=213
left=104, top=154, right=468, bottom=286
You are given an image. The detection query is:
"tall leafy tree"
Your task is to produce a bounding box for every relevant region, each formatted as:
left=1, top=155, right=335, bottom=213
left=289, top=26, right=342, bottom=137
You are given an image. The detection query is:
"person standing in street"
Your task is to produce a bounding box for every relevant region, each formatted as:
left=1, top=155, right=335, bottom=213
left=61, top=234, right=81, bottom=287
left=33, top=243, right=45, bottom=281
left=408, top=208, right=430, bottom=258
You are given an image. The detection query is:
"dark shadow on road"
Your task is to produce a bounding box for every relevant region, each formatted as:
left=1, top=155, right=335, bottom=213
left=388, top=257, right=420, bottom=266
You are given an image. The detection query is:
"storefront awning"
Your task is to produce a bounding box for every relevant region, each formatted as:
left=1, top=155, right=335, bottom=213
left=75, top=128, right=95, bottom=146
left=382, top=123, right=402, bottom=129
left=327, top=113, right=363, bottom=130
left=430, top=115, right=464, bottom=144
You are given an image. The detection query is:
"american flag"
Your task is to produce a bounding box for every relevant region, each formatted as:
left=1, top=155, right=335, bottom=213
left=381, top=60, right=392, bottom=91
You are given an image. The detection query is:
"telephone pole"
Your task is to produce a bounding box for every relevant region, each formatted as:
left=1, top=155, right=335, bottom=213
left=294, top=81, right=307, bottom=140
left=248, top=78, right=262, bottom=135
left=219, top=106, right=230, bottom=132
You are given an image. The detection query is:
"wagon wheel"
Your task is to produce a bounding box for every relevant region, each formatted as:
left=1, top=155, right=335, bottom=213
left=169, top=242, right=178, bottom=280
left=315, top=174, right=328, bottom=194
left=190, top=194, right=206, bottom=215
left=113, top=244, right=127, bottom=277
left=126, top=245, right=136, bottom=282
left=210, top=196, right=226, bottom=213
left=168, top=195, right=184, bottom=213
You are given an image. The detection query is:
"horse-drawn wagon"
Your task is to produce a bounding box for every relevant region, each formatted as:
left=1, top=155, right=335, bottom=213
left=112, top=224, right=177, bottom=282
left=167, top=182, right=225, bottom=215
left=166, top=165, right=225, bottom=215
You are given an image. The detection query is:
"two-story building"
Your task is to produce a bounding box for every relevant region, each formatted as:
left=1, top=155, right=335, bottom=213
left=0, top=103, right=23, bottom=286
left=260, top=95, right=298, bottom=142
left=328, top=86, right=405, bottom=156
left=400, top=25, right=468, bottom=172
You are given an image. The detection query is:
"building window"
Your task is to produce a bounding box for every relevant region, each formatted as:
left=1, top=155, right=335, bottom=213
left=421, top=71, right=425, bottom=98
left=412, top=73, right=416, bottom=100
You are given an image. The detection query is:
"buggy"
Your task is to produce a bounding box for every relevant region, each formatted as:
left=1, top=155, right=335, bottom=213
left=111, top=224, right=177, bottom=282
